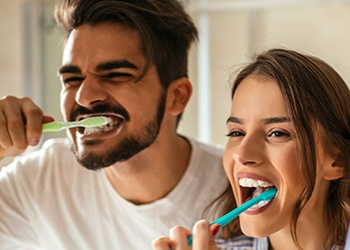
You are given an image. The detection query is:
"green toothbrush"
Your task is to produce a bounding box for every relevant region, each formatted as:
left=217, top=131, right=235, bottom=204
left=187, top=188, right=277, bottom=248
left=42, top=116, right=111, bottom=132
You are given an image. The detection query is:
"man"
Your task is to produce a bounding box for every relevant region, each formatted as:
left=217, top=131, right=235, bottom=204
left=0, top=0, right=228, bottom=248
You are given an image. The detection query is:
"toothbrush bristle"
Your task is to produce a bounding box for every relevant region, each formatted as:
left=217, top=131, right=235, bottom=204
left=83, top=116, right=111, bottom=127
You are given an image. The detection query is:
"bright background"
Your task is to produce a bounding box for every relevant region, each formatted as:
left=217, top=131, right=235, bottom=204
left=1, top=0, right=350, bottom=149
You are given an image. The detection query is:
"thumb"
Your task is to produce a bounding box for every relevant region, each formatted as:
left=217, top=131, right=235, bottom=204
left=42, top=115, right=55, bottom=123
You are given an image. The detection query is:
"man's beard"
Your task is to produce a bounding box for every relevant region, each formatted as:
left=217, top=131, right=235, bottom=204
left=71, top=92, right=166, bottom=171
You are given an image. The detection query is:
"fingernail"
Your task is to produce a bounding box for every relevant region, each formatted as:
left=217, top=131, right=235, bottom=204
left=28, top=138, right=38, bottom=146
left=212, top=224, right=220, bottom=236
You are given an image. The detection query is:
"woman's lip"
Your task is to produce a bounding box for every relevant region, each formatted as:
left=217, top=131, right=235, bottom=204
left=244, top=198, right=274, bottom=215
left=236, top=172, right=276, bottom=205
left=236, top=172, right=274, bottom=184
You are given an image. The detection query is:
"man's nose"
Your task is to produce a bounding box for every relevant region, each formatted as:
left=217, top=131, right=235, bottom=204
left=75, top=78, right=108, bottom=108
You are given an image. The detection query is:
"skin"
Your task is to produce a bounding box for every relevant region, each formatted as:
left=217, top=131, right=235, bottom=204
left=153, top=75, right=343, bottom=250
left=60, top=23, right=167, bottom=169
left=0, top=22, right=194, bottom=205
left=224, top=75, right=304, bottom=239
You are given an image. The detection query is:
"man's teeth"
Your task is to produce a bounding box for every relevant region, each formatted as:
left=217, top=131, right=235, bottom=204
left=84, top=122, right=115, bottom=133
left=239, top=178, right=274, bottom=188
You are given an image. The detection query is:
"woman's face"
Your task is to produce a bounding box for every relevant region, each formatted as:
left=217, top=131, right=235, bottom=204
left=224, top=75, right=338, bottom=238
left=223, top=75, right=304, bottom=237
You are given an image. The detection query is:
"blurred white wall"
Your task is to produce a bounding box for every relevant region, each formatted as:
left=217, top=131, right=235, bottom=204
left=0, top=0, right=349, bottom=148
left=185, top=0, right=350, bottom=146
left=0, top=0, right=23, bottom=98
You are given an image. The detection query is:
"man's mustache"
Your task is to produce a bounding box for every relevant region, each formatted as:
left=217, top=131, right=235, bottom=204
left=69, top=104, right=130, bottom=121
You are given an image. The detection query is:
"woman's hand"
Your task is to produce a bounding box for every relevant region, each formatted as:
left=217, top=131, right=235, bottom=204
left=152, top=220, right=220, bottom=250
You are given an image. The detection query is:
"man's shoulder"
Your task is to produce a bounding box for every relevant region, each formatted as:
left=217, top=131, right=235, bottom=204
left=23, top=137, right=73, bottom=163
left=185, top=137, right=225, bottom=179
left=188, top=137, right=224, bottom=157
left=1, top=137, right=74, bottom=177
left=41, top=137, right=71, bottom=150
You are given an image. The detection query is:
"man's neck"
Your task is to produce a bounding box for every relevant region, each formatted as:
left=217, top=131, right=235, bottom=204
left=105, top=135, right=191, bottom=205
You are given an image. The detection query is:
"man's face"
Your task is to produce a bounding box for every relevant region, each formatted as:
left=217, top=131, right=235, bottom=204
left=59, top=22, right=166, bottom=170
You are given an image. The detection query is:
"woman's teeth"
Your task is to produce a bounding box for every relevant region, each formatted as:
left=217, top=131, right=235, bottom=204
left=239, top=178, right=274, bottom=188
left=249, top=200, right=270, bottom=210
left=239, top=177, right=276, bottom=210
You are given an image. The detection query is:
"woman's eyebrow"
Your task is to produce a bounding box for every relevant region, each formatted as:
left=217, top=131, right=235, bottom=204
left=226, top=116, right=243, bottom=124
left=262, top=117, right=290, bottom=124
left=226, top=116, right=290, bottom=124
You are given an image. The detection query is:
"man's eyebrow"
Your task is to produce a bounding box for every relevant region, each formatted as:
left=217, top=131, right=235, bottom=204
left=58, top=60, right=139, bottom=75
left=96, top=60, right=139, bottom=72
left=226, top=116, right=290, bottom=124
left=58, top=65, right=81, bottom=75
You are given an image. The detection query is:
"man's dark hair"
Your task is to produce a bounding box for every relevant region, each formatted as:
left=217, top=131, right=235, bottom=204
left=55, top=0, right=198, bottom=89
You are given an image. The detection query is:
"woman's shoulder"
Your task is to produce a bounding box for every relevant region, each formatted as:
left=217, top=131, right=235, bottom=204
left=215, top=235, right=269, bottom=250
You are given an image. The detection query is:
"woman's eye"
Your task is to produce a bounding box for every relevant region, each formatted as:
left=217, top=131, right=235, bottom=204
left=268, top=130, right=290, bottom=138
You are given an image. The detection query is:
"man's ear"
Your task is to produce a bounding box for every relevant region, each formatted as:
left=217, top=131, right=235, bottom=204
left=166, top=77, right=192, bottom=116
left=323, top=155, right=344, bottom=181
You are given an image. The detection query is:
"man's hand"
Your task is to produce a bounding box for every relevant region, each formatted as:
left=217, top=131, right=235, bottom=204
left=0, top=95, right=54, bottom=159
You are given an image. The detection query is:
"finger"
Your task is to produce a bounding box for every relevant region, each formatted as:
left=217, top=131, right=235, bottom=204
left=0, top=96, right=27, bottom=149
left=43, top=115, right=55, bottom=124
left=0, top=106, right=26, bottom=157
left=208, top=224, right=220, bottom=250
left=192, top=220, right=211, bottom=250
left=21, top=97, right=44, bottom=146
left=0, top=111, right=13, bottom=148
left=152, top=237, right=173, bottom=250
left=169, top=226, right=191, bottom=250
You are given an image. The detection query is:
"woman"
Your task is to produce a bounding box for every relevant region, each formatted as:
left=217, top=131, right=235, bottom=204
left=152, top=48, right=350, bottom=250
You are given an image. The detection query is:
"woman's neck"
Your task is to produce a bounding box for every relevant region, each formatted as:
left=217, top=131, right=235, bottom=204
left=268, top=209, right=329, bottom=250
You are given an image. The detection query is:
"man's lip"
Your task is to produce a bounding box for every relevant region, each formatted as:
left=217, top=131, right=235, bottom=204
left=75, top=113, right=125, bottom=122
left=77, top=126, right=123, bottom=140
left=72, top=113, right=125, bottom=140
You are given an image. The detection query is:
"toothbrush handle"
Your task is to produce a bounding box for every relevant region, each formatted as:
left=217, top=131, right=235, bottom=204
left=211, top=188, right=277, bottom=227
left=186, top=197, right=261, bottom=248
left=42, top=122, right=64, bottom=132
left=210, top=197, right=261, bottom=227
left=187, top=188, right=277, bottom=248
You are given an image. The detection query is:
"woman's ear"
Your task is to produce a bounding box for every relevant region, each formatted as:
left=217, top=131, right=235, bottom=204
left=166, top=77, right=192, bottom=116
left=323, top=155, right=344, bottom=181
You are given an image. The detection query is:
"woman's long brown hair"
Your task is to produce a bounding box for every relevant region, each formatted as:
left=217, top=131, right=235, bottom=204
left=212, top=48, right=350, bottom=249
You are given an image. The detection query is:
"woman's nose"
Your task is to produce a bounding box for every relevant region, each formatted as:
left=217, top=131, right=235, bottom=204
left=232, top=135, right=264, bottom=166
left=75, top=78, right=108, bottom=108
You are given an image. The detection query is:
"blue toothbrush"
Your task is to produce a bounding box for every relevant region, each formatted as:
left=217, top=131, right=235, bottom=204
left=187, top=188, right=277, bottom=248
left=42, top=116, right=111, bottom=132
